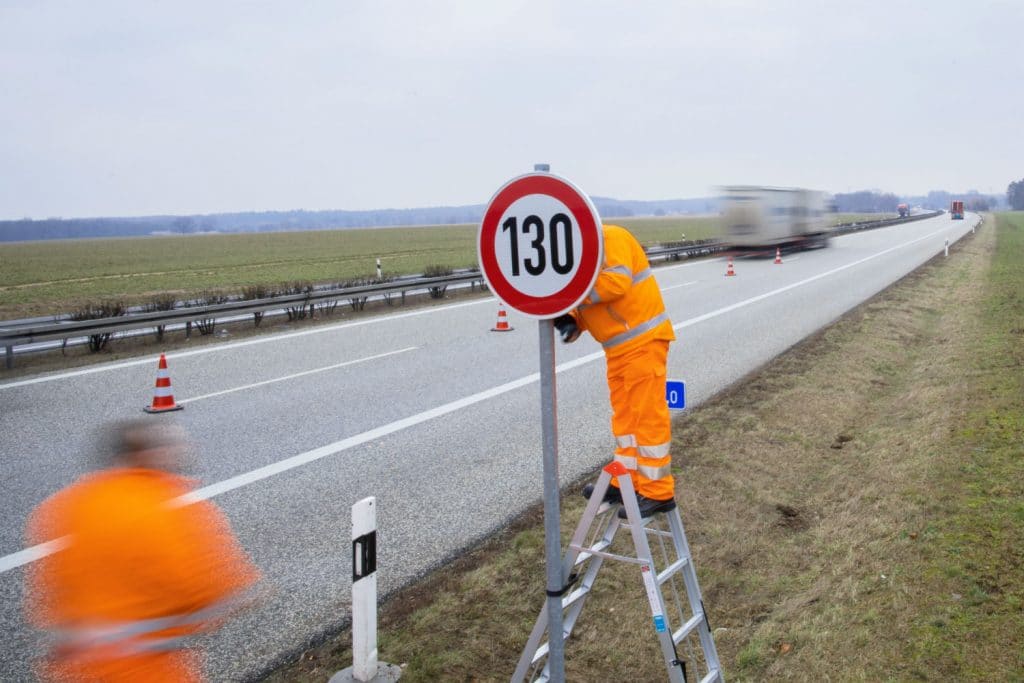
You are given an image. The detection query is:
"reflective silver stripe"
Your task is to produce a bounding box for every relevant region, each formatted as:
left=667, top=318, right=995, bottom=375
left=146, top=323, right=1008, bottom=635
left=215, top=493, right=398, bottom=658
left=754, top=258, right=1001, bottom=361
left=602, top=312, right=670, bottom=350
left=637, top=462, right=673, bottom=480
left=604, top=264, right=632, bottom=278
left=614, top=454, right=637, bottom=470
left=586, top=268, right=651, bottom=307
left=638, top=442, right=671, bottom=458
left=134, top=636, right=189, bottom=654
left=614, top=455, right=671, bottom=480
left=56, top=614, right=182, bottom=648
left=51, top=588, right=252, bottom=651
left=632, top=268, right=652, bottom=284
left=615, top=434, right=637, bottom=448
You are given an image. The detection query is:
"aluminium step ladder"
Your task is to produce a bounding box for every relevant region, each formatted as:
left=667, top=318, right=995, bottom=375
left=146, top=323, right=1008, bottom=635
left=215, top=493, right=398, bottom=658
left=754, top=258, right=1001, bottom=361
left=512, top=461, right=723, bottom=683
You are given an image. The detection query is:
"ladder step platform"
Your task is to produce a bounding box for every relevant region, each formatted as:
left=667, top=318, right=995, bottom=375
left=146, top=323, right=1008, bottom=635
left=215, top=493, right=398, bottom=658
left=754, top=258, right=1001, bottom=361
left=513, top=461, right=724, bottom=683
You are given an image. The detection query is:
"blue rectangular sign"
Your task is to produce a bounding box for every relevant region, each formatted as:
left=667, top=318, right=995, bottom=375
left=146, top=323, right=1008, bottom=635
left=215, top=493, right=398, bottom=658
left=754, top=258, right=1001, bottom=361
left=666, top=380, right=685, bottom=410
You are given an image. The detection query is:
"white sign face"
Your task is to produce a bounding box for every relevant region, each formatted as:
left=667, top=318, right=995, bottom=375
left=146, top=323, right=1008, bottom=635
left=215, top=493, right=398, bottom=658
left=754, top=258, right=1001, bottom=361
left=494, top=194, right=583, bottom=299
left=478, top=172, right=602, bottom=318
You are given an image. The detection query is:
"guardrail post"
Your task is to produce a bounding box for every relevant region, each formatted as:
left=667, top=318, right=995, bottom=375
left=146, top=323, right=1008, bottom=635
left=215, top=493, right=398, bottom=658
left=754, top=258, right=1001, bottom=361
left=5, top=345, right=12, bottom=370
left=945, top=239, right=949, bottom=257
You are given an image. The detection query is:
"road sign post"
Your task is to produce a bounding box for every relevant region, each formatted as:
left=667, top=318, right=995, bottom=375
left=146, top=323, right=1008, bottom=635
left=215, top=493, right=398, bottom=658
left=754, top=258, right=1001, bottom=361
left=478, top=168, right=603, bottom=681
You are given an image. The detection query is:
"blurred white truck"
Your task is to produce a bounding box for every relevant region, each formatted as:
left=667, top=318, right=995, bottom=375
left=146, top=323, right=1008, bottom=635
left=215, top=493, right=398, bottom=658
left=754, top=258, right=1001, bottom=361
left=719, top=186, right=831, bottom=250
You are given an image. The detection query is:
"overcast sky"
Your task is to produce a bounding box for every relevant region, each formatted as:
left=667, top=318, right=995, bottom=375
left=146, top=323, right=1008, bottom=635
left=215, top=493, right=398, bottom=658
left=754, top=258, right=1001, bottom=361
left=1, top=1, right=1020, bottom=220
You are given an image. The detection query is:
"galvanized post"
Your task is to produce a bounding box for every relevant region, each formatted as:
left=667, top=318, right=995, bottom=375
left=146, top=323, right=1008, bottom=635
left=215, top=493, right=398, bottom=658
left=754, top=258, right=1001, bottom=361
left=533, top=160, right=565, bottom=682
left=538, top=317, right=565, bottom=682
left=5, top=345, right=12, bottom=370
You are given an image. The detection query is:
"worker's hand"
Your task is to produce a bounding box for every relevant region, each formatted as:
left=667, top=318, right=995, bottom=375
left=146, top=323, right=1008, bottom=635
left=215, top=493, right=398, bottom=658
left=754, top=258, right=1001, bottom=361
left=553, top=314, right=581, bottom=343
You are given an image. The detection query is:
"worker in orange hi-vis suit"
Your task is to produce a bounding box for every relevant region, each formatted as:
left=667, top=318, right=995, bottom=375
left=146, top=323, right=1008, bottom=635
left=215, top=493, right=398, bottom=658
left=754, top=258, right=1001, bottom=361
left=24, top=420, right=261, bottom=682
left=553, top=224, right=677, bottom=519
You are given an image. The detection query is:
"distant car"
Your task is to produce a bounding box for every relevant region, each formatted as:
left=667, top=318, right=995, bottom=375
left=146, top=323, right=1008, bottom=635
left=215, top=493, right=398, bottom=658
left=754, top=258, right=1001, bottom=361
left=719, top=186, right=831, bottom=250
left=897, top=203, right=909, bottom=218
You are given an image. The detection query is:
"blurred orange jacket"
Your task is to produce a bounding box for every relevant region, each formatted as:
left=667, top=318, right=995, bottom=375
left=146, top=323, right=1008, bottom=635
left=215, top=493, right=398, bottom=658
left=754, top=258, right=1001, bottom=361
left=25, top=467, right=260, bottom=682
left=570, top=224, right=675, bottom=357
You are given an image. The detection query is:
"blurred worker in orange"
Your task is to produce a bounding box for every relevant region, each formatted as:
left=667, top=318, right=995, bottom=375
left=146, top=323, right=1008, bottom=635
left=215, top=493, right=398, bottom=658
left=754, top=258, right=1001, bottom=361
left=554, top=224, right=677, bottom=518
left=24, top=420, right=260, bottom=682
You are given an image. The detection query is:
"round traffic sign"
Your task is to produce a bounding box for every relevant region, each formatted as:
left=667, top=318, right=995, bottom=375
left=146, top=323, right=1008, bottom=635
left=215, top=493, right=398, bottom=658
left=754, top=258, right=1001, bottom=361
left=477, top=173, right=603, bottom=318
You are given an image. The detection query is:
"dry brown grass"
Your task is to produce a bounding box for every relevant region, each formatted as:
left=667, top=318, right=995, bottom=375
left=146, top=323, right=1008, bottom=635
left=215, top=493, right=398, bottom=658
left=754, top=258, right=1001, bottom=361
left=264, top=217, right=1023, bottom=682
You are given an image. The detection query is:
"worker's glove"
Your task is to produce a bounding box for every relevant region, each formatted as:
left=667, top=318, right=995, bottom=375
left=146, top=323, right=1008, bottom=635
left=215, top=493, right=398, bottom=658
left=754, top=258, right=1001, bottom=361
left=553, top=314, right=581, bottom=343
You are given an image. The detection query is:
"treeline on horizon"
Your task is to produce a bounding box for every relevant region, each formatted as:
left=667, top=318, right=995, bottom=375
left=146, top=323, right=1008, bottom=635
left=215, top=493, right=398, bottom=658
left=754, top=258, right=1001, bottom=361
left=0, top=190, right=1002, bottom=243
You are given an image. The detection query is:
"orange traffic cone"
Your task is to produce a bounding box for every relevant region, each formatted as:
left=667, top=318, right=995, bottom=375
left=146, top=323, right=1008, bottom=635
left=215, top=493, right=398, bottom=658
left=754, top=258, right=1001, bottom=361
left=774, top=247, right=783, bottom=265
left=725, top=256, right=736, bottom=277
left=144, top=354, right=183, bottom=413
left=491, top=303, right=514, bottom=332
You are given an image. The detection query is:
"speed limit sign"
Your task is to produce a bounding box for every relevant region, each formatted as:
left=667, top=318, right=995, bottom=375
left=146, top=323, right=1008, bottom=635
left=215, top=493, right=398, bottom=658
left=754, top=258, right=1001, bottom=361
left=477, top=173, right=603, bottom=318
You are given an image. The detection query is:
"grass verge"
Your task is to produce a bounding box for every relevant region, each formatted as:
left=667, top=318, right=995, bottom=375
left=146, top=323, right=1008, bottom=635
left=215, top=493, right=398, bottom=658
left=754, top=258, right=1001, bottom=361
left=262, top=213, right=1022, bottom=682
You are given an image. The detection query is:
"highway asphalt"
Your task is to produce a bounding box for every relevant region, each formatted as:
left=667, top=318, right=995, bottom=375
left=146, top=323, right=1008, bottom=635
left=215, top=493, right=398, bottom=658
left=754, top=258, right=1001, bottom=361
left=0, top=212, right=980, bottom=681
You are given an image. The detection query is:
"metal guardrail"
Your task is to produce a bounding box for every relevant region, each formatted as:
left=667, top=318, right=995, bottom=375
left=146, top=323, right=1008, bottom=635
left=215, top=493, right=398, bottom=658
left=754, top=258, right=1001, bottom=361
left=0, top=273, right=487, bottom=368
left=832, top=210, right=941, bottom=235
left=0, top=211, right=945, bottom=368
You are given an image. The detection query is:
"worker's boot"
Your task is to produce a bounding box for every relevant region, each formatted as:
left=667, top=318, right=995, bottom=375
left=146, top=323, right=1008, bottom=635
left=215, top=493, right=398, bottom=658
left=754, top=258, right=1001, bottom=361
left=582, top=482, right=622, bottom=505
left=618, top=494, right=676, bottom=519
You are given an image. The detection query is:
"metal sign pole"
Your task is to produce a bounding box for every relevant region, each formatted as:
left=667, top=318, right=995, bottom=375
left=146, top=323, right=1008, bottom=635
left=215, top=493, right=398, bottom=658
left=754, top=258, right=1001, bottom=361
left=533, top=160, right=565, bottom=681
left=538, top=317, right=565, bottom=681
left=478, top=162, right=601, bottom=682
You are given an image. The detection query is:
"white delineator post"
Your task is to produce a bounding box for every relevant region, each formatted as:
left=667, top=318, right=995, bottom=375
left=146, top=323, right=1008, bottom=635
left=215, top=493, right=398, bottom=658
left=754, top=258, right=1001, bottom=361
left=330, top=497, right=401, bottom=683
left=352, top=497, right=378, bottom=680
left=945, top=239, right=949, bottom=257
left=376, top=258, right=382, bottom=280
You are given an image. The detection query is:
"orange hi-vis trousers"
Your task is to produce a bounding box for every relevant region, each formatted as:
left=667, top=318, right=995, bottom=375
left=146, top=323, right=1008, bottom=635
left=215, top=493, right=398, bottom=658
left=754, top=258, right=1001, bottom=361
left=606, top=340, right=675, bottom=500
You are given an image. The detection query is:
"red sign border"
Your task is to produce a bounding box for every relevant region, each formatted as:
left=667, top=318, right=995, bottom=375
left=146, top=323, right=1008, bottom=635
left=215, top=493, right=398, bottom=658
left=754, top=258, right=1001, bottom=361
left=477, top=173, right=603, bottom=318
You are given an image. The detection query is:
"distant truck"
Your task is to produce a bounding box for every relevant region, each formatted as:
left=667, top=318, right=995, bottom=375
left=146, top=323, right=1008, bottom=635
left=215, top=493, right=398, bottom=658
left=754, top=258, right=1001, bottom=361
left=950, top=200, right=965, bottom=219
left=720, top=186, right=831, bottom=250
left=897, top=203, right=909, bottom=218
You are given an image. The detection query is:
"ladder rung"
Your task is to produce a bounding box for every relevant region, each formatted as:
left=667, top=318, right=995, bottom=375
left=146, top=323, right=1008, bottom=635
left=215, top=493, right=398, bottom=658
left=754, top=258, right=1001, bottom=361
left=571, top=538, right=613, bottom=566
left=529, top=626, right=572, bottom=667
left=672, top=613, right=705, bottom=644
left=698, top=668, right=723, bottom=683
left=562, top=584, right=590, bottom=609
left=568, top=545, right=646, bottom=565
left=644, top=527, right=674, bottom=540
left=657, top=556, right=689, bottom=584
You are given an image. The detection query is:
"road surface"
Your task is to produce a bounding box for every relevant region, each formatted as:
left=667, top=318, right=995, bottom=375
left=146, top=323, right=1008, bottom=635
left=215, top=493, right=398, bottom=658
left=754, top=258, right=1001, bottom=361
left=0, top=212, right=980, bottom=681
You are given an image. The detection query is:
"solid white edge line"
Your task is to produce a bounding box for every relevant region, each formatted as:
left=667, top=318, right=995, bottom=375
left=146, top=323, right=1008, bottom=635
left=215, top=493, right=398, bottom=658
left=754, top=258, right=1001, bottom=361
left=177, top=347, right=417, bottom=405
left=0, top=218, right=972, bottom=573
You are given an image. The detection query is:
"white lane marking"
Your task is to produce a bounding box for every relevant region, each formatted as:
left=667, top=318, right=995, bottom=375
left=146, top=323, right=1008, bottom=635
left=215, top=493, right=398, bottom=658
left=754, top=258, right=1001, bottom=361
left=673, top=224, right=965, bottom=332
left=0, top=300, right=490, bottom=390
left=782, top=256, right=800, bottom=262
left=0, top=220, right=973, bottom=575
left=0, top=538, right=68, bottom=574
left=176, top=347, right=417, bottom=405
left=661, top=281, right=698, bottom=292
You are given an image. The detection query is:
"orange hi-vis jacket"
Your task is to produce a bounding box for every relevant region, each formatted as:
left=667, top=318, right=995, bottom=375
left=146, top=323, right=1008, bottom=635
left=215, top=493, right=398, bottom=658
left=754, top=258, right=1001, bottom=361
left=25, top=467, right=260, bottom=682
left=570, top=224, right=676, bottom=500
left=570, top=224, right=675, bottom=356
